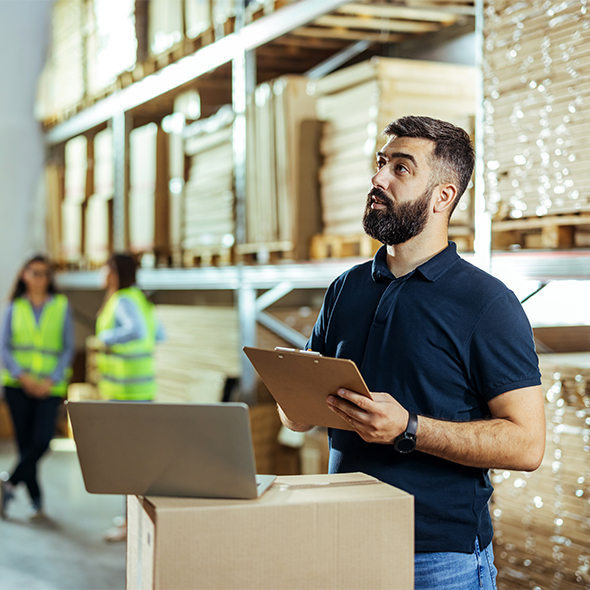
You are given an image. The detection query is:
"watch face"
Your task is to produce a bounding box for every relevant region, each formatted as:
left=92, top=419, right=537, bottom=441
left=395, top=435, right=416, bottom=454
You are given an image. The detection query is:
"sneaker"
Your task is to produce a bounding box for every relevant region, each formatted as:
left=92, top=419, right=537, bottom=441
left=0, top=474, right=15, bottom=519
left=28, top=498, right=45, bottom=521
left=103, top=522, right=127, bottom=543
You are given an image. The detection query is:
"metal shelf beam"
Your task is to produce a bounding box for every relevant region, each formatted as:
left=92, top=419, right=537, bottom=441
left=55, top=251, right=590, bottom=292
left=45, top=0, right=352, bottom=145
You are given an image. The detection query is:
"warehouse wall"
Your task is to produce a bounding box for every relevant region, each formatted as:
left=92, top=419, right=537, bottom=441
left=0, top=1, right=52, bottom=302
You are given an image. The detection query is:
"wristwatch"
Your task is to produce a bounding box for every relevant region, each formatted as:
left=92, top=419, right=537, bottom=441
left=393, top=412, right=418, bottom=454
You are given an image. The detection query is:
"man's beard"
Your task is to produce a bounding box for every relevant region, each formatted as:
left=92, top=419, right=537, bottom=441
left=362, top=184, right=434, bottom=246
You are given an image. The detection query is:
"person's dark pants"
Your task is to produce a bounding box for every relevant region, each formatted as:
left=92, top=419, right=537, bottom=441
left=4, top=386, right=61, bottom=504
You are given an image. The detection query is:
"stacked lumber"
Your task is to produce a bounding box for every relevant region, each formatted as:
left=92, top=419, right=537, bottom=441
left=129, top=123, right=169, bottom=259
left=312, top=57, right=477, bottom=242
left=62, top=136, right=88, bottom=265
left=148, top=0, right=183, bottom=56
left=86, top=0, right=137, bottom=97
left=37, top=0, right=86, bottom=121
left=243, top=76, right=322, bottom=260
left=45, top=163, right=64, bottom=264
left=484, top=0, right=590, bottom=226
left=85, top=128, right=113, bottom=267
left=492, top=354, right=590, bottom=590
left=182, top=107, right=235, bottom=264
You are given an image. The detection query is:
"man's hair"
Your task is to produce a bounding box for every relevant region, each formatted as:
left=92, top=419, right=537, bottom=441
left=383, top=116, right=475, bottom=216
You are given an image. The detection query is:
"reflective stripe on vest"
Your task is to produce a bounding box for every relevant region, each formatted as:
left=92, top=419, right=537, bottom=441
left=96, top=287, right=157, bottom=401
left=2, top=295, right=70, bottom=397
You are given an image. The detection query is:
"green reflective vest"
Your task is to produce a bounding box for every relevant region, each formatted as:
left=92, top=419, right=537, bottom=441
left=96, top=287, right=157, bottom=401
left=2, top=294, right=70, bottom=397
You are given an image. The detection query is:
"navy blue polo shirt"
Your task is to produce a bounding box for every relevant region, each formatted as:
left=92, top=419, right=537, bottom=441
left=307, top=242, right=541, bottom=554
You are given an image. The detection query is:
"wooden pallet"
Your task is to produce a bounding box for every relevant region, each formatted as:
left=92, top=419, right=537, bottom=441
left=182, top=246, right=233, bottom=267
left=310, top=233, right=380, bottom=260
left=492, top=214, right=590, bottom=250
left=235, top=241, right=295, bottom=265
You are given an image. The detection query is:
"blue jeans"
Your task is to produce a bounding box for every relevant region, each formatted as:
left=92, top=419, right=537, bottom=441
left=415, top=538, right=498, bottom=590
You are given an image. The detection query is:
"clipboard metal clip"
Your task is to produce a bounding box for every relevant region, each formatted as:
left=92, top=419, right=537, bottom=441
left=274, top=347, right=322, bottom=357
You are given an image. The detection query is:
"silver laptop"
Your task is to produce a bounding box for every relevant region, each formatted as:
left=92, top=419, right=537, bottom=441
left=66, top=401, right=276, bottom=499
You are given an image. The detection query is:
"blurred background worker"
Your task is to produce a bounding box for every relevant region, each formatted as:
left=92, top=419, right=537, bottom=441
left=94, top=252, right=164, bottom=541
left=0, top=254, right=75, bottom=519
left=95, top=253, right=164, bottom=402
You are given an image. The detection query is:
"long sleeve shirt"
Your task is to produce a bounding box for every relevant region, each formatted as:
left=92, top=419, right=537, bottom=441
left=0, top=297, right=76, bottom=383
left=96, top=297, right=166, bottom=346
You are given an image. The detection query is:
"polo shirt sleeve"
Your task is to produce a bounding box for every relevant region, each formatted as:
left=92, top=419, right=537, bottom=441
left=466, top=290, right=542, bottom=401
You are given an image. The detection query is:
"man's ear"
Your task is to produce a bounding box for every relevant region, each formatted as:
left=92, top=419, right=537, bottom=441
left=433, top=184, right=458, bottom=215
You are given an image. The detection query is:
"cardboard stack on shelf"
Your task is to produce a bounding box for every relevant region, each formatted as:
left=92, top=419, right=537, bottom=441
left=129, top=123, right=169, bottom=262
left=85, top=128, right=113, bottom=267
left=86, top=0, right=137, bottom=97
left=36, top=0, right=86, bottom=122
left=242, top=75, right=322, bottom=261
left=491, top=354, right=590, bottom=589
left=311, top=57, right=477, bottom=256
left=484, top=0, right=590, bottom=250
left=182, top=106, right=235, bottom=265
left=62, top=136, right=88, bottom=265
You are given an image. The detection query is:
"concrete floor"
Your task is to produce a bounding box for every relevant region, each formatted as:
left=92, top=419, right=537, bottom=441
left=0, top=439, right=125, bottom=590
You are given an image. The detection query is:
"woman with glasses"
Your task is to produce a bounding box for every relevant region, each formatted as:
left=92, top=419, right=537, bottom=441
left=0, top=254, right=75, bottom=519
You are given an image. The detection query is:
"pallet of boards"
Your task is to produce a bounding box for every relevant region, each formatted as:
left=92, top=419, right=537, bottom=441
left=36, top=0, right=86, bottom=122
left=62, top=135, right=89, bottom=265
left=129, top=123, right=169, bottom=260
left=85, top=128, right=113, bottom=267
left=311, top=57, right=477, bottom=238
left=243, top=76, right=322, bottom=260
left=86, top=0, right=137, bottom=97
left=491, top=354, right=590, bottom=590
left=483, top=0, right=590, bottom=222
left=182, top=107, right=235, bottom=264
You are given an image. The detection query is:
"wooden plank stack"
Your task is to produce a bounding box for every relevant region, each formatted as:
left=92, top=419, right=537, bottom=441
left=62, top=136, right=88, bottom=265
left=311, top=57, right=477, bottom=249
left=85, top=128, right=113, bottom=267
left=129, top=123, right=169, bottom=261
left=242, top=75, right=322, bottom=261
left=491, top=354, right=590, bottom=590
left=86, top=0, right=137, bottom=98
left=484, top=0, right=590, bottom=241
left=183, top=106, right=235, bottom=265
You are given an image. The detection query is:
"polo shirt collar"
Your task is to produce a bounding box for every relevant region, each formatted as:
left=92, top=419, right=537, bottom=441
left=371, top=242, right=460, bottom=283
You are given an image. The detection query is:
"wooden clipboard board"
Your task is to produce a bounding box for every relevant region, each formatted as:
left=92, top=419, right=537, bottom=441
left=243, top=347, right=372, bottom=431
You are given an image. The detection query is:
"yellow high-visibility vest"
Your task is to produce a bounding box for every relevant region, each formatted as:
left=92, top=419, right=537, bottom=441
left=2, top=295, right=70, bottom=396
left=96, top=287, right=157, bottom=401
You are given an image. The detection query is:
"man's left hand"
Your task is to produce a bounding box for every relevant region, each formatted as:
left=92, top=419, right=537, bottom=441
left=327, top=389, right=409, bottom=444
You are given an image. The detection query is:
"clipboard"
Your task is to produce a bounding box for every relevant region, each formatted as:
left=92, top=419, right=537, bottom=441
left=243, top=346, right=372, bottom=431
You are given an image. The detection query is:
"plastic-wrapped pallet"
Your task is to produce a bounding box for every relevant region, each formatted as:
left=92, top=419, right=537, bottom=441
left=243, top=75, right=322, bottom=260
left=86, top=0, right=137, bottom=97
left=85, top=128, right=113, bottom=266
left=149, top=0, right=183, bottom=55
left=62, top=136, right=88, bottom=264
left=182, top=106, right=235, bottom=261
left=185, top=0, right=212, bottom=39
left=129, top=123, right=169, bottom=259
left=312, top=57, right=477, bottom=237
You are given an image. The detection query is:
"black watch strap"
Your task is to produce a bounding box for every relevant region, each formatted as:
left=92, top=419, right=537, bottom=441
left=393, top=412, right=418, bottom=454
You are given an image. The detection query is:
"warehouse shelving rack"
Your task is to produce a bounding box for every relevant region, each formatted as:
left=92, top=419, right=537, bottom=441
left=46, top=0, right=590, bottom=402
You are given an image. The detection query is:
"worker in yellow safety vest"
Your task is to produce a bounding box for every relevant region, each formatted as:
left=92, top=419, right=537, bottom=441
left=0, top=255, right=75, bottom=520
left=95, top=253, right=164, bottom=402
left=95, top=253, right=164, bottom=543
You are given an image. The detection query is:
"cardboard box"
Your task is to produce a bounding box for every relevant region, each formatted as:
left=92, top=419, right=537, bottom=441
left=127, top=472, right=414, bottom=590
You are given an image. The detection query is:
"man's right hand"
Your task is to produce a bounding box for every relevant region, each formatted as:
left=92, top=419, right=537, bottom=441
left=19, top=374, right=49, bottom=399
left=277, top=405, right=313, bottom=433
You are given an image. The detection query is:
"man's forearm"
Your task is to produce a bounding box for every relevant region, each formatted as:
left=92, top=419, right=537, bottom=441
left=416, top=415, right=544, bottom=471
left=277, top=405, right=313, bottom=433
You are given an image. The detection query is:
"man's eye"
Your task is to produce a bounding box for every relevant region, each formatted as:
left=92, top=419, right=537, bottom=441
left=376, top=160, right=385, bottom=170
left=396, top=164, right=408, bottom=173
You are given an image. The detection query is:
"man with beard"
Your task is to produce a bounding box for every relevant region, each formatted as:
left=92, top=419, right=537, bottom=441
left=279, top=116, right=544, bottom=590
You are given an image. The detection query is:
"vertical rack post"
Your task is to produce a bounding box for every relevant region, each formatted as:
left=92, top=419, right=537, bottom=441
left=234, top=0, right=258, bottom=404
left=112, top=109, right=132, bottom=251
left=473, top=0, right=492, bottom=272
